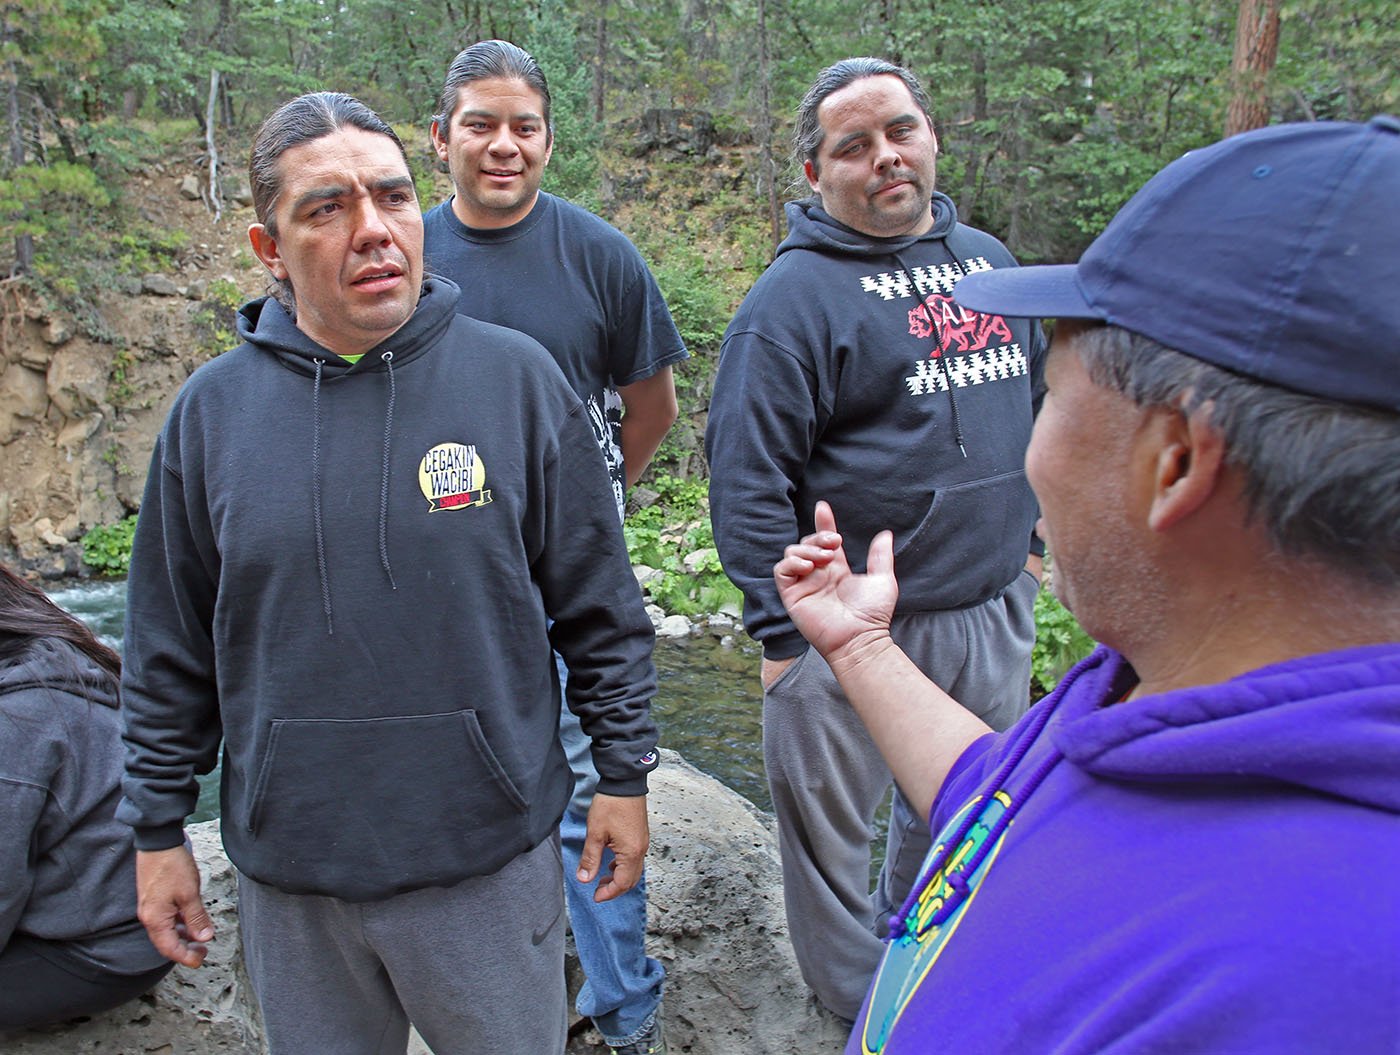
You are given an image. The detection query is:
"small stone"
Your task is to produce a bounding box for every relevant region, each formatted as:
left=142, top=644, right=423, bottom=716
left=683, top=547, right=718, bottom=575
left=657, top=614, right=693, bottom=638
left=43, top=318, right=73, bottom=346
left=179, top=173, right=202, bottom=200
left=143, top=274, right=180, bottom=297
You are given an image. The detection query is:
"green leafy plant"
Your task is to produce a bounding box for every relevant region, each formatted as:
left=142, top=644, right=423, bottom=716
left=1031, top=585, right=1097, bottom=698
left=81, top=515, right=139, bottom=576
left=625, top=473, right=743, bottom=617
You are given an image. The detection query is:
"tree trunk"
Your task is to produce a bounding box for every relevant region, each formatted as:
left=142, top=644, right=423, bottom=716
left=592, top=8, right=607, bottom=124
left=1225, top=0, right=1280, bottom=136
left=204, top=69, right=222, bottom=223
left=3, top=19, right=32, bottom=276
left=756, top=0, right=781, bottom=255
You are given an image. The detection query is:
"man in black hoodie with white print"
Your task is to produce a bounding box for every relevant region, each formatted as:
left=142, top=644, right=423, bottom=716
left=706, top=58, right=1044, bottom=1022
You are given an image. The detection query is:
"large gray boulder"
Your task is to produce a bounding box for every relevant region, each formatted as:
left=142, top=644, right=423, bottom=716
left=5, top=752, right=848, bottom=1053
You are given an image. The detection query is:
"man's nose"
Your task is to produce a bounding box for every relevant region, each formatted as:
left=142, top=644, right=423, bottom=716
left=488, top=125, right=519, bottom=155
left=873, top=136, right=899, bottom=171
left=353, top=201, right=392, bottom=247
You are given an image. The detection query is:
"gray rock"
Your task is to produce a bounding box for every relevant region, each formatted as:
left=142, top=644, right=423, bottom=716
left=632, top=563, right=663, bottom=588
left=5, top=754, right=847, bottom=1054
left=143, top=274, right=181, bottom=297
left=42, top=318, right=72, bottom=346
left=179, top=173, right=203, bottom=200
left=657, top=614, right=693, bottom=638
left=224, top=174, right=254, bottom=207
left=682, top=546, right=718, bottom=575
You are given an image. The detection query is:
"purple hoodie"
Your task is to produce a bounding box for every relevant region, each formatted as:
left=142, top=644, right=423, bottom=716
left=850, top=643, right=1400, bottom=1054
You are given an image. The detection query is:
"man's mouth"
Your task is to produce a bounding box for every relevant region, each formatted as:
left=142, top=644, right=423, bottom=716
left=351, top=265, right=404, bottom=288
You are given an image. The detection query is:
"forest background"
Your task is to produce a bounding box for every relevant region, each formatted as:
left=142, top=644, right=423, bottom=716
left=2, top=0, right=1396, bottom=687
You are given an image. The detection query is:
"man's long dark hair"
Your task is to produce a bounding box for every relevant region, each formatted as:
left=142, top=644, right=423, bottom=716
left=0, top=564, right=121, bottom=683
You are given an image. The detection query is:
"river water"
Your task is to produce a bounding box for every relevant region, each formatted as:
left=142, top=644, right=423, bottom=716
left=47, top=580, right=770, bottom=821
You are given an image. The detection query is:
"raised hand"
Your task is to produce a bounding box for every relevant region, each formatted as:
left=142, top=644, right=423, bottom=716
left=773, top=500, right=898, bottom=664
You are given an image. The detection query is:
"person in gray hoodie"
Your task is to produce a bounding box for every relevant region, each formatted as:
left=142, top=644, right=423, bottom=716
left=705, top=57, right=1044, bottom=1020
left=118, top=93, right=658, bottom=1055
left=0, top=564, right=171, bottom=1033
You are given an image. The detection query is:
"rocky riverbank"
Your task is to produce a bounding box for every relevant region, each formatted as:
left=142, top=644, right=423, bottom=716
left=4, top=751, right=849, bottom=1055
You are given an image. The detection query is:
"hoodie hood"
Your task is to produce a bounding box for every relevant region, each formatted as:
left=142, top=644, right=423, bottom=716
left=776, top=190, right=959, bottom=259
left=235, top=275, right=461, bottom=376
left=1053, top=644, right=1400, bottom=814
left=0, top=637, right=117, bottom=709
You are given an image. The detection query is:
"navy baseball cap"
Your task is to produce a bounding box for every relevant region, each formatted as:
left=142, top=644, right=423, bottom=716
left=953, top=115, right=1400, bottom=412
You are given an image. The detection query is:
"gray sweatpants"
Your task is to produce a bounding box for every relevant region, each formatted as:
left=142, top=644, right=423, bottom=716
left=238, top=834, right=567, bottom=1055
left=763, top=572, right=1039, bottom=1020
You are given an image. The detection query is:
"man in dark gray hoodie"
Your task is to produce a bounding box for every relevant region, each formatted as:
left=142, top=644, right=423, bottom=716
left=705, top=57, right=1044, bottom=1020
left=118, top=92, right=658, bottom=1055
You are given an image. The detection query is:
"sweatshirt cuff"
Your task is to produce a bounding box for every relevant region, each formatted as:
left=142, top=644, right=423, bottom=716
left=762, top=629, right=809, bottom=660
left=595, top=774, right=650, bottom=797
left=132, top=822, right=187, bottom=852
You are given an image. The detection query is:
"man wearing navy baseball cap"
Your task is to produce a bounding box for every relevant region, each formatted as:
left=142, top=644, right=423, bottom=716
left=773, top=116, right=1400, bottom=1053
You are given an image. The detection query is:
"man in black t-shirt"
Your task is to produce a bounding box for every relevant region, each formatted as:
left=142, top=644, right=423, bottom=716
left=424, top=39, right=687, bottom=1055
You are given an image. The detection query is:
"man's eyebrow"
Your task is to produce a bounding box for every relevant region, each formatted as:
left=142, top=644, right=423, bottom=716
left=456, top=106, right=544, bottom=124
left=829, top=130, right=869, bottom=155
left=288, top=174, right=414, bottom=213
left=828, top=112, right=922, bottom=156
left=371, top=175, right=416, bottom=195
left=290, top=185, right=349, bottom=213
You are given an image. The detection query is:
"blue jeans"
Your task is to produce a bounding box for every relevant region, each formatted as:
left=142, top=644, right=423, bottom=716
left=557, top=655, right=666, bottom=1045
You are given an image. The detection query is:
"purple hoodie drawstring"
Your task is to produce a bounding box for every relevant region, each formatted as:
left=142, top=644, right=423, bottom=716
left=885, top=660, right=1094, bottom=941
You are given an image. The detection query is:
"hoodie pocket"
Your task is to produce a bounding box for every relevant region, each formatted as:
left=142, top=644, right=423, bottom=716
left=244, top=709, right=531, bottom=895
left=892, top=469, right=1037, bottom=610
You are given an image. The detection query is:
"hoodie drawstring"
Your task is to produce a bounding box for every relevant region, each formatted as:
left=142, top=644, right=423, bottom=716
left=895, top=253, right=967, bottom=458
left=311, top=358, right=334, bottom=636
left=309, top=352, right=400, bottom=637
left=378, top=350, right=398, bottom=591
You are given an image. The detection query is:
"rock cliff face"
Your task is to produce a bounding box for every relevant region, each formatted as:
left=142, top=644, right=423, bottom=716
left=4, top=751, right=851, bottom=1054
left=0, top=177, right=264, bottom=577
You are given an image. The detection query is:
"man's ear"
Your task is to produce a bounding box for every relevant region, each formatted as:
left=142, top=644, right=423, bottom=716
left=1146, top=403, right=1229, bottom=533
left=804, top=158, right=820, bottom=194
left=430, top=118, right=449, bottom=162
left=248, top=224, right=286, bottom=280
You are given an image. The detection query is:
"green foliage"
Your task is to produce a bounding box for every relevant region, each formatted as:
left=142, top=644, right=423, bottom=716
left=0, top=162, right=110, bottom=245
left=625, top=473, right=743, bottom=616
left=81, top=515, right=138, bottom=576
left=113, top=230, right=190, bottom=276
left=647, top=240, right=733, bottom=351
left=525, top=0, right=601, bottom=209
left=1031, top=585, right=1097, bottom=698
left=108, top=347, right=136, bottom=404
left=205, top=278, right=243, bottom=310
